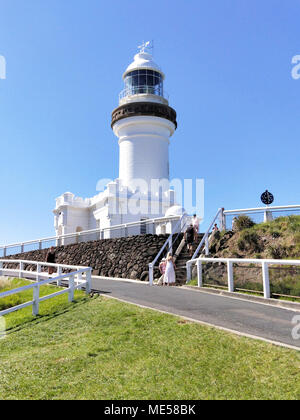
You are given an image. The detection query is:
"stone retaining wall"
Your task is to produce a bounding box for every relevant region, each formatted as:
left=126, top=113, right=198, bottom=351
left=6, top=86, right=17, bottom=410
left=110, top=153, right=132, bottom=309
left=4, top=234, right=174, bottom=281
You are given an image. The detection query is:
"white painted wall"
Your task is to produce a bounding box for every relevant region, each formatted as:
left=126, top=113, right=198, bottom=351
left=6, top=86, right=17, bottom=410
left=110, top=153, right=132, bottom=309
left=113, top=116, right=175, bottom=190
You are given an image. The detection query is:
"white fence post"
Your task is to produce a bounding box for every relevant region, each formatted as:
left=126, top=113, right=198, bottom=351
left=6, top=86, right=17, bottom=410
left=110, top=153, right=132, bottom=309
left=262, top=262, right=270, bottom=299
left=32, top=284, right=40, bottom=316
left=19, top=261, right=24, bottom=279
left=57, top=266, right=62, bottom=286
left=197, top=260, right=202, bottom=287
left=68, top=274, right=75, bottom=302
left=3, top=247, right=6, bottom=258
left=85, top=269, right=92, bottom=294
left=20, top=244, right=24, bottom=253
left=76, top=268, right=83, bottom=289
left=186, top=261, right=192, bottom=283
left=36, top=263, right=41, bottom=282
left=0, top=261, right=2, bottom=275
left=148, top=263, right=153, bottom=286
left=227, top=261, right=234, bottom=292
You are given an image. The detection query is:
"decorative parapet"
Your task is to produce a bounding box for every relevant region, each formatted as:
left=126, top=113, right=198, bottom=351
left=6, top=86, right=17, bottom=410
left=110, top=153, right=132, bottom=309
left=55, top=192, right=91, bottom=209
left=111, top=101, right=177, bottom=128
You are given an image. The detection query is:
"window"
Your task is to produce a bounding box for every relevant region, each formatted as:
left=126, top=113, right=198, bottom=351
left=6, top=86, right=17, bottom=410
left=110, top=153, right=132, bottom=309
left=124, top=70, right=163, bottom=97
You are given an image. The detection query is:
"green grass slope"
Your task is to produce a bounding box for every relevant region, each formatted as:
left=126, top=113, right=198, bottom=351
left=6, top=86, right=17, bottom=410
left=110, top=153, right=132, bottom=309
left=211, top=215, right=300, bottom=260
left=0, top=296, right=299, bottom=400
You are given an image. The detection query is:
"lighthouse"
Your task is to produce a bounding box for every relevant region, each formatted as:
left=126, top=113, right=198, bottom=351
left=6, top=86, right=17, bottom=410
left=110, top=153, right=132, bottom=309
left=111, top=43, right=177, bottom=190
left=54, top=44, right=183, bottom=241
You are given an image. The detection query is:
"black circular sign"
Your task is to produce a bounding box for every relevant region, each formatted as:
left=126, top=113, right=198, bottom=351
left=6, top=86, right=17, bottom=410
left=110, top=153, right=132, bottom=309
left=261, top=190, right=274, bottom=205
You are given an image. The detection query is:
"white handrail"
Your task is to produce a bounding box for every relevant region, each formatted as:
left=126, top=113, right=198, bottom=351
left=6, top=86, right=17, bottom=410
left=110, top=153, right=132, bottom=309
left=223, top=204, right=300, bottom=214
left=0, top=260, right=92, bottom=316
left=148, top=213, right=188, bottom=286
left=0, top=215, right=181, bottom=256
left=186, top=257, right=300, bottom=299
left=187, top=208, right=222, bottom=275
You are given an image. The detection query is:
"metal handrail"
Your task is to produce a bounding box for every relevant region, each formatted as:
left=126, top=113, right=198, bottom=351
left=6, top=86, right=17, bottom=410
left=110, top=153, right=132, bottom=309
left=0, top=215, right=181, bottom=255
left=191, top=209, right=222, bottom=260
left=148, top=213, right=188, bottom=285
left=223, top=204, right=300, bottom=214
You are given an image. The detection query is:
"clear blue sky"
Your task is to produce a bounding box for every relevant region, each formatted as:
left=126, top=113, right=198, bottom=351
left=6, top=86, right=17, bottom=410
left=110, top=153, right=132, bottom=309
left=0, top=0, right=299, bottom=244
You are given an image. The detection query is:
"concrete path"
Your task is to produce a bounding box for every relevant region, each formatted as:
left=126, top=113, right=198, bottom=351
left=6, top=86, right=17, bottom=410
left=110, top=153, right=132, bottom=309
left=91, top=278, right=300, bottom=350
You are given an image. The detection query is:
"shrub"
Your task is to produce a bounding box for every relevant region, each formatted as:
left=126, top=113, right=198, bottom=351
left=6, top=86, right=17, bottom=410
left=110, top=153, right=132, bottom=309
left=233, top=215, right=255, bottom=231
left=237, top=231, right=261, bottom=252
left=271, top=231, right=281, bottom=239
left=267, top=245, right=286, bottom=259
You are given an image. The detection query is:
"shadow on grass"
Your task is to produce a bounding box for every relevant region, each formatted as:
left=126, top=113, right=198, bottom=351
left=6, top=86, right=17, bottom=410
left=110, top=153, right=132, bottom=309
left=5, top=296, right=101, bottom=336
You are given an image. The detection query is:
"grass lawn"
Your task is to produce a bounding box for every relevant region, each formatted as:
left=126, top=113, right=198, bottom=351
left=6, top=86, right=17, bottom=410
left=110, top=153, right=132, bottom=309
left=0, top=290, right=299, bottom=400
left=0, top=278, right=86, bottom=330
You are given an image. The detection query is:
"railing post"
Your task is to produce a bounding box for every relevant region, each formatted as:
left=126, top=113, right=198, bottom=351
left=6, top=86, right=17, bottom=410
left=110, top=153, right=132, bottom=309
left=3, top=247, right=6, bottom=258
left=186, top=261, right=192, bottom=283
left=148, top=263, right=153, bottom=286
left=57, top=266, right=62, bottom=286
left=168, top=234, right=173, bottom=254
left=0, top=261, right=3, bottom=275
left=205, top=236, right=209, bottom=255
left=76, top=268, right=83, bottom=289
left=36, top=263, right=41, bottom=282
left=197, top=260, right=202, bottom=287
left=124, top=225, right=128, bottom=238
left=68, top=274, right=75, bottom=302
left=19, top=261, right=24, bottom=279
left=20, top=244, right=24, bottom=253
left=85, top=269, right=92, bottom=294
left=39, top=241, right=42, bottom=250
left=262, top=262, right=270, bottom=299
left=227, top=261, right=234, bottom=292
left=219, top=208, right=226, bottom=231
left=32, top=284, right=40, bottom=316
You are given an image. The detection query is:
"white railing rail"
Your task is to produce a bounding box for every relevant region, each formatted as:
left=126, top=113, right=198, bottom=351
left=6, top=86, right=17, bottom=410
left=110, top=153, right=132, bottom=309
left=148, top=213, right=188, bottom=286
left=223, top=204, right=300, bottom=214
left=0, top=260, right=92, bottom=317
left=185, top=208, right=223, bottom=281
left=186, top=257, right=300, bottom=299
left=221, top=204, right=300, bottom=230
left=0, top=215, right=181, bottom=257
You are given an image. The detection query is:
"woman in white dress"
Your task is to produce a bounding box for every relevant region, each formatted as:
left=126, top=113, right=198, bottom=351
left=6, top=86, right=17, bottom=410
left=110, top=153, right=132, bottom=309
left=164, top=253, right=176, bottom=286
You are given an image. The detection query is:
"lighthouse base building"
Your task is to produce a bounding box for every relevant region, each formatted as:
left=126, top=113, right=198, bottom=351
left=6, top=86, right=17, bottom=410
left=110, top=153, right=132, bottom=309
left=53, top=46, right=191, bottom=243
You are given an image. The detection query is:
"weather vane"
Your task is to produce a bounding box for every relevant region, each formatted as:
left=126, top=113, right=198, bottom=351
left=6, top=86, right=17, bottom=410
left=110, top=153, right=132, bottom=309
left=138, top=41, right=153, bottom=54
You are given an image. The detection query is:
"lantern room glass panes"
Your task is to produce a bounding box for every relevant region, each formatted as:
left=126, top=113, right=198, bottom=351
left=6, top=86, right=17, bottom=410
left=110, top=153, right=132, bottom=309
left=124, top=69, right=163, bottom=97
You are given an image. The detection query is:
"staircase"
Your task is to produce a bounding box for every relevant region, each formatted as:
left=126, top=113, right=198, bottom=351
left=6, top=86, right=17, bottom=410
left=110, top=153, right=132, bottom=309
left=174, top=234, right=204, bottom=284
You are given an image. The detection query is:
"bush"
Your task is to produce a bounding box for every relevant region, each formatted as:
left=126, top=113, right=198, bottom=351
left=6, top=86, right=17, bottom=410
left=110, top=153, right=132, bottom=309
left=237, top=231, right=261, bottom=252
left=267, top=245, right=287, bottom=259
left=233, top=215, right=255, bottom=231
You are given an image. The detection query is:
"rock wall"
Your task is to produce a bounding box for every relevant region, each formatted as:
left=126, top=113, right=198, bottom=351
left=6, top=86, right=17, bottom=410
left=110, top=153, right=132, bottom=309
left=4, top=234, right=173, bottom=281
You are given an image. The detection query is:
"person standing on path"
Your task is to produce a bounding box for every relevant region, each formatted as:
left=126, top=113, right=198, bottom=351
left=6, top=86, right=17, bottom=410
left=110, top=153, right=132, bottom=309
left=46, top=247, right=56, bottom=275
left=192, top=214, right=200, bottom=238
left=185, top=224, right=195, bottom=257
left=164, top=253, right=176, bottom=286
left=158, top=258, right=167, bottom=286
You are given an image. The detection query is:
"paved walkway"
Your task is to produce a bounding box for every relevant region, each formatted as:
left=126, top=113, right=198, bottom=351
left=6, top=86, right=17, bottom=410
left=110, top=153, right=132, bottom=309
left=91, top=278, right=300, bottom=350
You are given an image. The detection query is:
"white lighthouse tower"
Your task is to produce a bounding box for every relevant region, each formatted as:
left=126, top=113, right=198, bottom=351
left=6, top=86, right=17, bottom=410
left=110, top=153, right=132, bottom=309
left=54, top=44, right=182, bottom=240
left=111, top=42, right=177, bottom=191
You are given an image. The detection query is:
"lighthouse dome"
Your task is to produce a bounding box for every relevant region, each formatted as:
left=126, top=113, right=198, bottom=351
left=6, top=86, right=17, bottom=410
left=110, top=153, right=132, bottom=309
left=123, top=52, right=165, bottom=79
